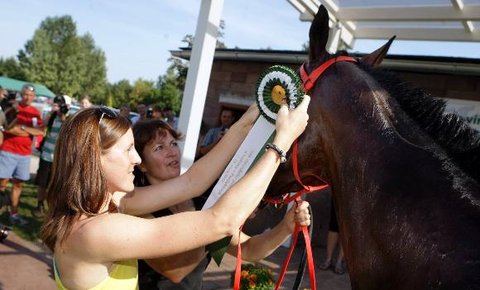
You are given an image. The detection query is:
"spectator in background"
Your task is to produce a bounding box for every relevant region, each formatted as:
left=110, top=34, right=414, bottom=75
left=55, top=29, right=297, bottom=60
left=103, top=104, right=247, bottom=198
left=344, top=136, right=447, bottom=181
left=80, top=95, right=92, bottom=109
left=131, top=103, right=147, bottom=124
left=151, top=105, right=163, bottom=120
left=0, top=84, right=44, bottom=225
left=199, top=108, right=235, bottom=156
left=119, top=103, right=132, bottom=122
left=163, top=107, right=178, bottom=129
left=0, top=88, right=17, bottom=146
left=31, top=95, right=71, bottom=218
left=146, top=105, right=163, bottom=120
left=0, top=86, right=7, bottom=100
left=0, top=86, right=8, bottom=136
left=318, top=198, right=346, bottom=275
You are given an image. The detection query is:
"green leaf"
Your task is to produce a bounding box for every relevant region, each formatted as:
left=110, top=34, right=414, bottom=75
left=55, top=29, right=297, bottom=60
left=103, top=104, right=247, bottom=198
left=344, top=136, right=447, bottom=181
left=206, top=236, right=232, bottom=266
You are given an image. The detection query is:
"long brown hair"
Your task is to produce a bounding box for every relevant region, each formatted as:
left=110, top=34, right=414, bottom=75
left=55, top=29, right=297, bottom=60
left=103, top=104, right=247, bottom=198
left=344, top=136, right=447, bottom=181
left=41, top=107, right=131, bottom=251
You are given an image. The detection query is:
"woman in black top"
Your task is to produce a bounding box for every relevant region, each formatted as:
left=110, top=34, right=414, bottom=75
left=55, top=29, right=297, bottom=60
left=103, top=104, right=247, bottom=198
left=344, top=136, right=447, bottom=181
left=133, top=119, right=311, bottom=289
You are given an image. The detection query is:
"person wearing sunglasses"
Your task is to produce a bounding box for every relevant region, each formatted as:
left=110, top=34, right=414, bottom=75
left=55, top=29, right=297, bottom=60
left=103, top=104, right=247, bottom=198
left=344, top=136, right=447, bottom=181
left=0, top=84, right=44, bottom=225
left=31, top=95, right=72, bottom=218
left=132, top=119, right=311, bottom=289
left=42, top=98, right=309, bottom=290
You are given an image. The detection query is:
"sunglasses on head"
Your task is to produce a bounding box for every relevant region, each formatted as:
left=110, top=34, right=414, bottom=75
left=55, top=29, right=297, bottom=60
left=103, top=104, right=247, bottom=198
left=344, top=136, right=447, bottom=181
left=22, top=84, right=35, bottom=92
left=98, top=106, right=117, bottom=124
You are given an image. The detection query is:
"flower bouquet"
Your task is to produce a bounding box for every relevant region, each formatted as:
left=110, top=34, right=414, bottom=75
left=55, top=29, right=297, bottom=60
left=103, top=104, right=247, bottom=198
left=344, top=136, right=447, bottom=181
left=231, top=263, right=275, bottom=290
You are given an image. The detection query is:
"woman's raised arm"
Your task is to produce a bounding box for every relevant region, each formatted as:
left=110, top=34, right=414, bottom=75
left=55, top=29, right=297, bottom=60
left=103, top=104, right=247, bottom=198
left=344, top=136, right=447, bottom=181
left=120, top=104, right=259, bottom=215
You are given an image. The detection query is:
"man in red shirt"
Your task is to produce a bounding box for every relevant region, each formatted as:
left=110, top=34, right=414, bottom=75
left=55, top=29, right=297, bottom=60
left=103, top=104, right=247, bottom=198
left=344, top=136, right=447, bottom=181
left=0, top=84, right=44, bottom=225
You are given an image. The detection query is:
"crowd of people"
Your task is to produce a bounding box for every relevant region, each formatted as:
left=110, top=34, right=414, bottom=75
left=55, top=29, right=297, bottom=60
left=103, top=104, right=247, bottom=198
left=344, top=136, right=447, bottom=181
left=0, top=83, right=324, bottom=289
left=0, top=84, right=44, bottom=224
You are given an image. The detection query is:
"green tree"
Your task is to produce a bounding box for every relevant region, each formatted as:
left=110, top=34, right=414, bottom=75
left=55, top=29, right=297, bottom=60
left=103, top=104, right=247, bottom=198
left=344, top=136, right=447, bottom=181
left=0, top=57, right=27, bottom=80
left=76, top=34, right=108, bottom=99
left=158, top=70, right=181, bottom=113
left=131, top=79, right=158, bottom=106
left=181, top=19, right=226, bottom=49
left=216, top=20, right=227, bottom=49
left=17, top=15, right=107, bottom=98
left=156, top=56, right=189, bottom=114
left=107, top=79, right=133, bottom=108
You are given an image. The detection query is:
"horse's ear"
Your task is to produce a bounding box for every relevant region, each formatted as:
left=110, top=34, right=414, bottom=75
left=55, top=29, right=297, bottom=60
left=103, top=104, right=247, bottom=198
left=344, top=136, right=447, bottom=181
left=309, top=5, right=330, bottom=61
left=360, top=36, right=396, bottom=67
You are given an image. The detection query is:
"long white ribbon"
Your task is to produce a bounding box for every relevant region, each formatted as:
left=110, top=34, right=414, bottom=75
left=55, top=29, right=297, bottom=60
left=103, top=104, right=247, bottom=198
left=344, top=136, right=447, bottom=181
left=202, top=115, right=275, bottom=209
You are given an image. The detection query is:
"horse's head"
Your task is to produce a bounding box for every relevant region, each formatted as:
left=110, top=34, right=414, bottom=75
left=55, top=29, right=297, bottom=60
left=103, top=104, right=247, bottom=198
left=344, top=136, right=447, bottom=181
left=266, top=7, right=480, bottom=286
left=266, top=5, right=396, bottom=199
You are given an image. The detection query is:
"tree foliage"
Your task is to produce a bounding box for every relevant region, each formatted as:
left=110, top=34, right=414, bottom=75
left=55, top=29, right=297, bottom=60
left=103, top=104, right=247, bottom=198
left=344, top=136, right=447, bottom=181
left=132, top=79, right=159, bottom=106
left=17, top=15, right=107, bottom=99
left=0, top=57, right=27, bottom=80
left=107, top=80, right=132, bottom=108
left=181, top=19, right=226, bottom=49
left=155, top=57, right=190, bottom=114
left=5, top=15, right=232, bottom=116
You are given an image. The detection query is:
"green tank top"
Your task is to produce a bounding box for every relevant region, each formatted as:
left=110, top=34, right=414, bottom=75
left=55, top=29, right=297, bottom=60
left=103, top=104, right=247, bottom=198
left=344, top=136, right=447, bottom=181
left=53, top=258, right=138, bottom=290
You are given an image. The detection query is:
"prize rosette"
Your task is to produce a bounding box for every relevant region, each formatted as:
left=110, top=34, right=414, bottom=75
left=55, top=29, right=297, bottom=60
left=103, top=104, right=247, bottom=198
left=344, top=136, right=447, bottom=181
left=256, top=65, right=304, bottom=124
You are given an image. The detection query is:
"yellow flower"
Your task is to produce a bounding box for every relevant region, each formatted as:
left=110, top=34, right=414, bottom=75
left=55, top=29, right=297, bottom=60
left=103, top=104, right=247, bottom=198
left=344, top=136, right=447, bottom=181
left=232, top=263, right=274, bottom=290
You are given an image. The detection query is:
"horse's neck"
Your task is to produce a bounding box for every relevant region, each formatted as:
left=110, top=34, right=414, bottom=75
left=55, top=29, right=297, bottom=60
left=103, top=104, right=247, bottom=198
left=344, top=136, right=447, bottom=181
left=329, top=121, right=479, bottom=205
left=327, top=124, right=480, bottom=278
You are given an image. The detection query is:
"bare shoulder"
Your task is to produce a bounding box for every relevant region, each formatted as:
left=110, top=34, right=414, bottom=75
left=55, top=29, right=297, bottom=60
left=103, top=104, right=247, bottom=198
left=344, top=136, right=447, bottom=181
left=66, top=213, right=143, bottom=261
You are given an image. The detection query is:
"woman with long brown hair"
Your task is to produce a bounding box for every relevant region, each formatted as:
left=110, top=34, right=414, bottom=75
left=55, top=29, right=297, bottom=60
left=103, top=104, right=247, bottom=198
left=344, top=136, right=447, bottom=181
left=42, top=97, right=309, bottom=290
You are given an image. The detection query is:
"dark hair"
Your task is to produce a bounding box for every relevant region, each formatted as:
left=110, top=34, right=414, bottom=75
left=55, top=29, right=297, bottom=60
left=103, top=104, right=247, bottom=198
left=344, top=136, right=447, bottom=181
left=132, top=119, right=183, bottom=186
left=41, top=107, right=131, bottom=251
left=53, top=95, right=66, bottom=104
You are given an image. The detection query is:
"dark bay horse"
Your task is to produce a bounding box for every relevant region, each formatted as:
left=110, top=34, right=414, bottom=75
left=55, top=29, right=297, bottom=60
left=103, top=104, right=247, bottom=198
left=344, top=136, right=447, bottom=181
left=267, top=5, right=480, bottom=290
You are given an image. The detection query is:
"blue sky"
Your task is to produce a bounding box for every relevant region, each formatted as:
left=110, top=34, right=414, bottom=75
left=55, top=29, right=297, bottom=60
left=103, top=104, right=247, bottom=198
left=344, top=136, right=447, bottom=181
left=2, top=0, right=480, bottom=83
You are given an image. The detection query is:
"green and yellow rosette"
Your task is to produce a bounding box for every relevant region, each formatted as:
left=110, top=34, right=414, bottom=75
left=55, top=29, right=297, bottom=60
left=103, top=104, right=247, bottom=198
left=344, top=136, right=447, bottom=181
left=256, top=65, right=304, bottom=123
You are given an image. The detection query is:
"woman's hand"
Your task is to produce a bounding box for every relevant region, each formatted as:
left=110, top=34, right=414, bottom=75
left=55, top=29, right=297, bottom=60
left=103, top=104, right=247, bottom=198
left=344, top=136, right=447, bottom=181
left=273, top=95, right=310, bottom=151
left=285, top=201, right=311, bottom=232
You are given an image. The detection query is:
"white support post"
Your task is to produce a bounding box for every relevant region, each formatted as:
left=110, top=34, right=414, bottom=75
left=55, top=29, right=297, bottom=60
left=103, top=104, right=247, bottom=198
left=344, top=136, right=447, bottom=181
left=326, top=22, right=342, bottom=53
left=178, top=0, right=224, bottom=173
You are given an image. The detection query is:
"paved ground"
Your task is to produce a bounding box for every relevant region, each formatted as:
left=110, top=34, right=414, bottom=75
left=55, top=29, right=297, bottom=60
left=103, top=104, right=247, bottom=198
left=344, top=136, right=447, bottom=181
left=0, top=231, right=55, bottom=290
left=0, top=154, right=352, bottom=289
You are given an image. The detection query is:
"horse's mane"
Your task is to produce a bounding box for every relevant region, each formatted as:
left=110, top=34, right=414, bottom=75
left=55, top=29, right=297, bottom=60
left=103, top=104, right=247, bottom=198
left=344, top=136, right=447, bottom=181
left=358, top=62, right=480, bottom=182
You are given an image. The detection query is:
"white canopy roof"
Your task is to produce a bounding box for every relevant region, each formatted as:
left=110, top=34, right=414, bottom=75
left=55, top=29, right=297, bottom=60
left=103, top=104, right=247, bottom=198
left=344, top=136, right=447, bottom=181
left=178, top=0, right=480, bottom=171
left=288, top=0, right=480, bottom=51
